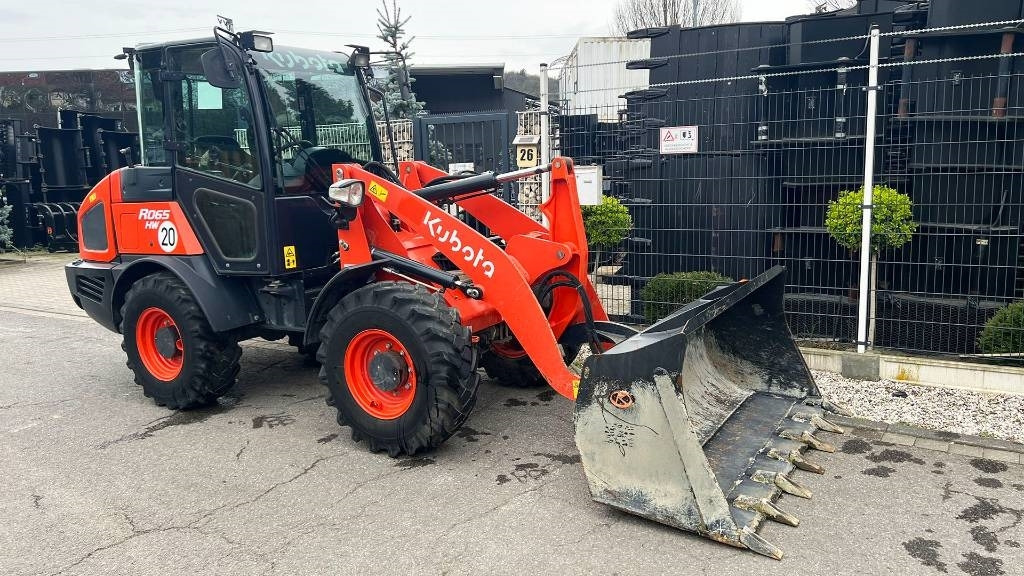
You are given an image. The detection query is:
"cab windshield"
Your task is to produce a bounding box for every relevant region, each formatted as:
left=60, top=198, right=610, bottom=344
left=254, top=47, right=376, bottom=192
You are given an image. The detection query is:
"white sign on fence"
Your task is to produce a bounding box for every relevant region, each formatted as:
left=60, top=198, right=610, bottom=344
left=574, top=165, right=603, bottom=206
left=659, top=126, right=699, bottom=154
left=448, top=162, right=475, bottom=174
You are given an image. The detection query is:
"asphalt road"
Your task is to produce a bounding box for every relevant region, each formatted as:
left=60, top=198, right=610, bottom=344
left=1, top=256, right=1022, bottom=576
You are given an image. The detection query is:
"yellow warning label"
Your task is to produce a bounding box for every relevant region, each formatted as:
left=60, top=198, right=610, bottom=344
left=367, top=180, right=389, bottom=202
left=572, top=379, right=581, bottom=399
left=283, top=245, right=297, bottom=269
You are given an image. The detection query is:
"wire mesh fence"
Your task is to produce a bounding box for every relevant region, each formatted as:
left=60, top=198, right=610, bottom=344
left=545, top=15, right=1024, bottom=360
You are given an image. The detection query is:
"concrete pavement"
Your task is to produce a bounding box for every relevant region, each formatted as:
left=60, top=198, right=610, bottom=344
left=1, top=256, right=1022, bottom=576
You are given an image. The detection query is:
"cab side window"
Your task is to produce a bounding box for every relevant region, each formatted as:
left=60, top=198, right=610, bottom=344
left=169, top=47, right=260, bottom=187
left=137, top=51, right=169, bottom=166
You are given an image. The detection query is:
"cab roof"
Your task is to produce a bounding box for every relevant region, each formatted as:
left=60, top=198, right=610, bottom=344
left=133, top=37, right=352, bottom=61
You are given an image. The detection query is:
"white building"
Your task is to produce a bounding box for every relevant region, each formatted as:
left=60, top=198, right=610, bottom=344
left=558, top=37, right=651, bottom=122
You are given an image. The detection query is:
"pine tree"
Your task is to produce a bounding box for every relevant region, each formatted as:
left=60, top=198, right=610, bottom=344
left=374, top=0, right=426, bottom=120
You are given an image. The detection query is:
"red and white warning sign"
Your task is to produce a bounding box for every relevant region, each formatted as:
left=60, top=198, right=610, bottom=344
left=659, top=126, right=699, bottom=154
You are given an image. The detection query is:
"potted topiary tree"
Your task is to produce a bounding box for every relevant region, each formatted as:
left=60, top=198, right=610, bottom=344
left=824, top=185, right=916, bottom=347
left=581, top=195, right=632, bottom=280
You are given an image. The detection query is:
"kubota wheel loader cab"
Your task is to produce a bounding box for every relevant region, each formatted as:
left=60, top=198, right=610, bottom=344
left=66, top=30, right=383, bottom=406
left=129, top=36, right=381, bottom=278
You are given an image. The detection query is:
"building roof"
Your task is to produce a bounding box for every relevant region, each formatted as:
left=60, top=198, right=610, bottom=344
left=410, top=64, right=505, bottom=77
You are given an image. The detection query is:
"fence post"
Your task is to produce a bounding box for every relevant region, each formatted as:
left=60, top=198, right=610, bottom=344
left=539, top=62, right=550, bottom=206
left=856, top=25, right=881, bottom=354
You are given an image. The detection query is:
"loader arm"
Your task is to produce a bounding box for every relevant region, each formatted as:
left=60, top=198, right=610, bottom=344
left=335, top=160, right=585, bottom=399
left=398, top=160, right=610, bottom=334
left=398, top=161, right=547, bottom=239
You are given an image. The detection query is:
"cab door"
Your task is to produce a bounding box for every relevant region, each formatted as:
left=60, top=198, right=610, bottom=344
left=163, top=43, right=272, bottom=275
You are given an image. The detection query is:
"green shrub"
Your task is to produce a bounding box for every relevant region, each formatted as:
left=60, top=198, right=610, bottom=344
left=825, top=185, right=916, bottom=252
left=0, top=188, right=12, bottom=250
left=979, top=302, right=1024, bottom=354
left=581, top=195, right=631, bottom=249
left=640, top=271, right=733, bottom=323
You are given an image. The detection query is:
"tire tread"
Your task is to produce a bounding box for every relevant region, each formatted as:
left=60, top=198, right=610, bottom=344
left=318, top=282, right=478, bottom=456
left=120, top=272, right=240, bottom=409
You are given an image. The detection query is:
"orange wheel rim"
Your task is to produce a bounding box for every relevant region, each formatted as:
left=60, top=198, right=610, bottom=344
left=343, top=329, right=416, bottom=420
left=136, top=307, right=183, bottom=381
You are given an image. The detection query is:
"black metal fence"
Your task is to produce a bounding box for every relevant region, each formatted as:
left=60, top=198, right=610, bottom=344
left=550, top=9, right=1024, bottom=359
left=414, top=111, right=514, bottom=202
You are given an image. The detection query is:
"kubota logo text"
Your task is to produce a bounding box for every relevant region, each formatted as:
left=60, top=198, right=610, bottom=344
left=423, top=210, right=495, bottom=278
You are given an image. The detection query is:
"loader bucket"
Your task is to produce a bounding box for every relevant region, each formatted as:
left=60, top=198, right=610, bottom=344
left=574, top=266, right=844, bottom=560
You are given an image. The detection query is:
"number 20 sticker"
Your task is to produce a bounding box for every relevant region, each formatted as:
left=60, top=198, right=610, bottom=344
left=158, top=221, right=178, bottom=253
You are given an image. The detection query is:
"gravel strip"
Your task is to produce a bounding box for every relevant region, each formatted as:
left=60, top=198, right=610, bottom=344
left=814, top=370, right=1024, bottom=444
left=572, top=349, right=1023, bottom=443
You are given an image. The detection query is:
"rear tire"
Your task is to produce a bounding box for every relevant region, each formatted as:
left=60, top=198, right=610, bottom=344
left=120, top=272, right=241, bottom=409
left=318, top=282, right=479, bottom=457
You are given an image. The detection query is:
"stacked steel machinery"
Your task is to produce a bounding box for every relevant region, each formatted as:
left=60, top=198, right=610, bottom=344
left=617, top=22, right=789, bottom=327
left=876, top=0, right=1024, bottom=352
left=558, top=0, right=1024, bottom=354
left=755, top=4, right=919, bottom=342
left=0, top=111, right=139, bottom=251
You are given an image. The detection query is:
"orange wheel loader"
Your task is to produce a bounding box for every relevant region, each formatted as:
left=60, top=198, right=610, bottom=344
left=65, top=27, right=848, bottom=559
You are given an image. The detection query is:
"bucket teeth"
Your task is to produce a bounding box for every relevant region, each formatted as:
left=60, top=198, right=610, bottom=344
left=751, top=470, right=814, bottom=499
left=776, top=473, right=814, bottom=499
left=811, top=415, right=846, bottom=434
left=792, top=413, right=846, bottom=435
left=822, top=399, right=854, bottom=417
left=789, top=450, right=826, bottom=474
left=733, top=495, right=800, bottom=527
left=738, top=528, right=784, bottom=560
left=766, top=447, right=827, bottom=474
left=780, top=430, right=837, bottom=453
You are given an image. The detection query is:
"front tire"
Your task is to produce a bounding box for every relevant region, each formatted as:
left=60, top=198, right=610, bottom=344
left=120, top=272, right=241, bottom=409
left=318, top=282, right=479, bottom=457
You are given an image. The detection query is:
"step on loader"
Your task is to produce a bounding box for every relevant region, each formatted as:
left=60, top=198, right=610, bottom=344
left=65, top=26, right=847, bottom=559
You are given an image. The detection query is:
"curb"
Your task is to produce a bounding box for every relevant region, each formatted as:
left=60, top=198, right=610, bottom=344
left=803, top=347, right=1024, bottom=396
left=830, top=415, right=1023, bottom=465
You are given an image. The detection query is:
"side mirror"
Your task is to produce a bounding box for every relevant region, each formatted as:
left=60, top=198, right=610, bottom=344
left=200, top=48, right=241, bottom=89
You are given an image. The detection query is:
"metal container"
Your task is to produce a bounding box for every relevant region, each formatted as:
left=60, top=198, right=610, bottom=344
left=559, top=37, right=651, bottom=122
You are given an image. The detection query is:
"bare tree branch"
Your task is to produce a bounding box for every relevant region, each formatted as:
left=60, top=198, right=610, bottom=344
left=613, top=0, right=741, bottom=35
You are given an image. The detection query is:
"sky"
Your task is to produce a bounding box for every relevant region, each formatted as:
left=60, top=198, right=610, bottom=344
left=0, top=0, right=814, bottom=73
